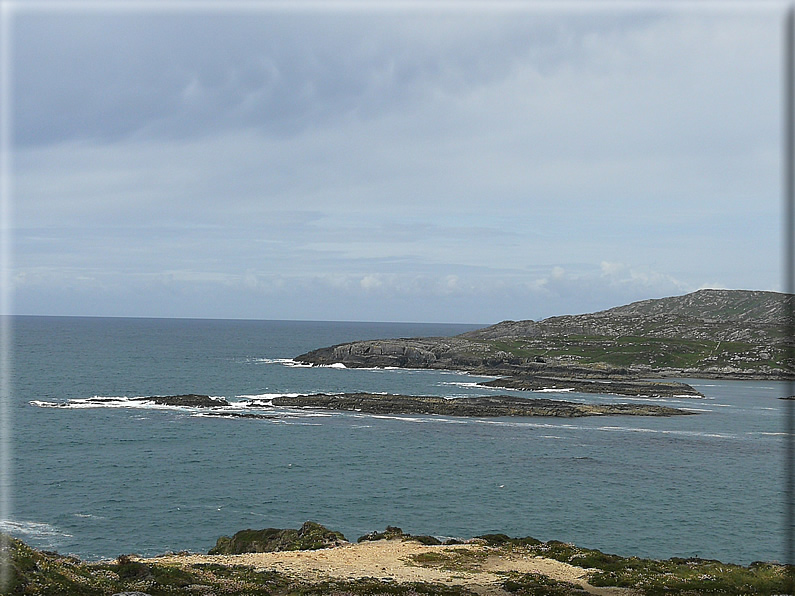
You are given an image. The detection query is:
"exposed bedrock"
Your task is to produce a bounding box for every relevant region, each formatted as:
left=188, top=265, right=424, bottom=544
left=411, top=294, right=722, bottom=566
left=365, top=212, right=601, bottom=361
left=271, top=392, right=693, bottom=417
left=480, top=376, right=704, bottom=398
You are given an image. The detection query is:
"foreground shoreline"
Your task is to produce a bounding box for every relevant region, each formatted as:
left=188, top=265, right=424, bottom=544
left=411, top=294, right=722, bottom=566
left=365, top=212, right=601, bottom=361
left=4, top=523, right=791, bottom=595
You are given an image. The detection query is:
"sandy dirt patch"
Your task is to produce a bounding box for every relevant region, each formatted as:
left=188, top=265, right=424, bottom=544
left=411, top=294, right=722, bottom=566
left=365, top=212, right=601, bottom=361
left=147, top=539, right=636, bottom=595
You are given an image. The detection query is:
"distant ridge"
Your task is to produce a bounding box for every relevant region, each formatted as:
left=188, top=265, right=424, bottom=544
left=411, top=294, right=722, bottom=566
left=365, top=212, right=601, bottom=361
left=460, top=289, right=793, bottom=345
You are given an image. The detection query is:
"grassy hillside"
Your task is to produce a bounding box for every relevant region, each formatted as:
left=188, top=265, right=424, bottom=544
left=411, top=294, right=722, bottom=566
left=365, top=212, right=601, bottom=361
left=458, top=290, right=793, bottom=377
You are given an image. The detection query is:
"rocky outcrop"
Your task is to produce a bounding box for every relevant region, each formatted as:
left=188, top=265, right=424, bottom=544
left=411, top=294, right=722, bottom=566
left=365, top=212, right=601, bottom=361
left=300, top=337, right=522, bottom=371
left=479, top=376, right=703, bottom=397
left=208, top=521, right=347, bottom=555
left=357, top=526, right=455, bottom=546
left=270, top=392, right=692, bottom=417
left=138, top=394, right=229, bottom=408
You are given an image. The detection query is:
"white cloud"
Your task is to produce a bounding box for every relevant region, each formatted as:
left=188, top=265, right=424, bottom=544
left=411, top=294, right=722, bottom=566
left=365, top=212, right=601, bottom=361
left=360, top=275, right=383, bottom=291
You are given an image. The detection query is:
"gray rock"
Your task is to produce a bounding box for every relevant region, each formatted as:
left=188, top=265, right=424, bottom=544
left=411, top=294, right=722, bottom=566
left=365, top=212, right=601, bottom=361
left=272, top=392, right=693, bottom=417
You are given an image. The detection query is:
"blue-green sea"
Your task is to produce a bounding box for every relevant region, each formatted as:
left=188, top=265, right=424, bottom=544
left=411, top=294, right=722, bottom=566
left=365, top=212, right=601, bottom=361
left=5, top=315, right=790, bottom=564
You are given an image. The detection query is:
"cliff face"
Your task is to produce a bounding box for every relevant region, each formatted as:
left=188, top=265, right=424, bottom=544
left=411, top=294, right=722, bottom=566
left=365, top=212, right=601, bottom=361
left=296, top=290, right=794, bottom=380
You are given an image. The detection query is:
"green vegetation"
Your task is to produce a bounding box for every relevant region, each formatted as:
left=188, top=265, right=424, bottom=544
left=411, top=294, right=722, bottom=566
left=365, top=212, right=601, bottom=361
left=475, top=536, right=792, bottom=595
left=500, top=572, right=587, bottom=595
left=408, top=548, right=488, bottom=573
left=289, top=578, right=475, bottom=595
left=481, top=334, right=790, bottom=373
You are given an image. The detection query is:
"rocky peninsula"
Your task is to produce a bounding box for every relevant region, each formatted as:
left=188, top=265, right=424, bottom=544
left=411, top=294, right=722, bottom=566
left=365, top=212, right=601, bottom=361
left=295, top=290, right=795, bottom=397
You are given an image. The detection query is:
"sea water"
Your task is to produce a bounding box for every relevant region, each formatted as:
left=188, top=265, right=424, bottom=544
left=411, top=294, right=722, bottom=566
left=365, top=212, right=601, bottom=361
left=5, top=315, right=790, bottom=564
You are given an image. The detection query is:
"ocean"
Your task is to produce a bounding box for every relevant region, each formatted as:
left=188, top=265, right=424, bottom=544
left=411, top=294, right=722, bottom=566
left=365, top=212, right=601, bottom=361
left=5, top=315, right=790, bottom=564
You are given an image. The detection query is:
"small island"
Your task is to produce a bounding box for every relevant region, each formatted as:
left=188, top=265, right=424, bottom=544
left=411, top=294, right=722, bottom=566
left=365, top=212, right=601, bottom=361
left=268, top=392, right=693, bottom=417
left=103, top=393, right=693, bottom=418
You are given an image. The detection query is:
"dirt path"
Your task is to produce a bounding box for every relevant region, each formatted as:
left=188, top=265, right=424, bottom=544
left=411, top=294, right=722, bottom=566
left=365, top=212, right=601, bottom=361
left=147, top=539, right=636, bottom=595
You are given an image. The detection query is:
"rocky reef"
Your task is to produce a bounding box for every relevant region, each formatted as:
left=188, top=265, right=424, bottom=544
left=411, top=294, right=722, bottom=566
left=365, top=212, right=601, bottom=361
left=270, top=392, right=693, bottom=417
left=480, top=376, right=702, bottom=397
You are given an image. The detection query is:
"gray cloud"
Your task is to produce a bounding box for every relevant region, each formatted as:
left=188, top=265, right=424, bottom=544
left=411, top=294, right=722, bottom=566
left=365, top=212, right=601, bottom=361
left=9, top=5, right=786, bottom=322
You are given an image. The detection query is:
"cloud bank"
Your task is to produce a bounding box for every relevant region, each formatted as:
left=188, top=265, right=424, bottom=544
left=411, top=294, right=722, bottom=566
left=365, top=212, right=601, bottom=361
left=10, top=4, right=785, bottom=322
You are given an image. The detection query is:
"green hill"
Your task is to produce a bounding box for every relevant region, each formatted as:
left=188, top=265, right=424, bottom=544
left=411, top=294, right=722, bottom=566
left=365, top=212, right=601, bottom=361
left=297, top=290, right=794, bottom=380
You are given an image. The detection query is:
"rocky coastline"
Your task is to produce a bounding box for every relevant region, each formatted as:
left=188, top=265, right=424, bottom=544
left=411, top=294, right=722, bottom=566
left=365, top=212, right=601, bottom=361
left=293, top=290, right=795, bottom=397
left=293, top=341, right=706, bottom=398
left=5, top=522, right=790, bottom=595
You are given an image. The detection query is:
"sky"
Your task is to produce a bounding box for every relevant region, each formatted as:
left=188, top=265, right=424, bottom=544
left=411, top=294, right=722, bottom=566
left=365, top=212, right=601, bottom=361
left=4, top=1, right=789, bottom=324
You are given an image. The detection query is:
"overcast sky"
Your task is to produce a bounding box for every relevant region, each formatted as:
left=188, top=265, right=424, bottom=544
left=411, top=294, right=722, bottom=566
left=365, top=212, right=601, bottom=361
left=6, top=1, right=788, bottom=323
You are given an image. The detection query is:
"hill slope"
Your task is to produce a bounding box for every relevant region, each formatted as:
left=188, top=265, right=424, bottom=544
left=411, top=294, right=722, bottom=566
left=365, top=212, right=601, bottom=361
left=461, top=289, right=791, bottom=344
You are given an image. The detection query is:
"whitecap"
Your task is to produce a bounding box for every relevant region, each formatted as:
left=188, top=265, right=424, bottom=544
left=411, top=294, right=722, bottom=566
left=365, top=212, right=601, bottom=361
left=250, top=358, right=313, bottom=367
left=368, top=414, right=429, bottom=423
left=0, top=519, right=72, bottom=539
left=30, top=395, right=228, bottom=412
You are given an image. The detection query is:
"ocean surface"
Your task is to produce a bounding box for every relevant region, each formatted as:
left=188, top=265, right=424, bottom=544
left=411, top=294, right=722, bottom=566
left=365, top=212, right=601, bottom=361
left=5, top=315, right=791, bottom=564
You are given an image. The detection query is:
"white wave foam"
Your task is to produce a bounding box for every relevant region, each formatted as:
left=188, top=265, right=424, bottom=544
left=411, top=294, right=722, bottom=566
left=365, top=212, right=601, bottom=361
left=73, top=513, right=104, bottom=519
left=0, top=519, right=72, bottom=539
left=250, top=358, right=312, bottom=367
left=594, top=425, right=738, bottom=439
left=368, top=414, right=429, bottom=423
left=440, top=381, right=483, bottom=389
left=237, top=392, right=304, bottom=401
left=30, top=395, right=227, bottom=411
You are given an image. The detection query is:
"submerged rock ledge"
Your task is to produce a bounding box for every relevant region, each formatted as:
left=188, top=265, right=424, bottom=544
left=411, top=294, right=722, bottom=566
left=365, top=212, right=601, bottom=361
left=269, top=392, right=693, bottom=417
left=480, top=375, right=703, bottom=397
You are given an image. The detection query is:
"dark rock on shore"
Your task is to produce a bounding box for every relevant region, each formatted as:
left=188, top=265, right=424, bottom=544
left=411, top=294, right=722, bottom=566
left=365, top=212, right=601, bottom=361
left=480, top=376, right=703, bottom=397
left=272, top=392, right=693, bottom=417
left=137, top=394, right=229, bottom=408
left=209, top=521, right=347, bottom=555
left=358, top=526, right=408, bottom=542
left=199, top=411, right=277, bottom=420
left=357, top=526, right=456, bottom=546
